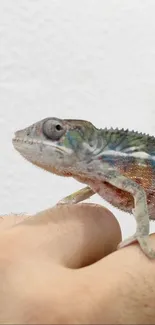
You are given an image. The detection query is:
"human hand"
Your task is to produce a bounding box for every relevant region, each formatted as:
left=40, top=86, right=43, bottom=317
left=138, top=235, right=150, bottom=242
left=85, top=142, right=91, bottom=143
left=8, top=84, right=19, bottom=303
left=0, top=203, right=155, bottom=324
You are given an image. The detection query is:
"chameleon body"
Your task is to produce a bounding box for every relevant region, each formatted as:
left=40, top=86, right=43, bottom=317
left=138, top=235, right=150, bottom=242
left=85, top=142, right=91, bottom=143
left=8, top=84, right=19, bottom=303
left=12, top=117, right=155, bottom=258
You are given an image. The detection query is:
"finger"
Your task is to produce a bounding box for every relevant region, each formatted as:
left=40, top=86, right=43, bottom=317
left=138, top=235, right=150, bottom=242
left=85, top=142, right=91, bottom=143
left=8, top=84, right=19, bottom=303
left=51, top=204, right=121, bottom=268
left=10, top=203, right=121, bottom=268
left=78, top=234, right=155, bottom=324
left=0, top=213, right=30, bottom=232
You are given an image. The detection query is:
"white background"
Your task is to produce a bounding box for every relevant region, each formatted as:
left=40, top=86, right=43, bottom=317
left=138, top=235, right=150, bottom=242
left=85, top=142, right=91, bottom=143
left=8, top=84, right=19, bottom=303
left=1, top=0, right=155, bottom=240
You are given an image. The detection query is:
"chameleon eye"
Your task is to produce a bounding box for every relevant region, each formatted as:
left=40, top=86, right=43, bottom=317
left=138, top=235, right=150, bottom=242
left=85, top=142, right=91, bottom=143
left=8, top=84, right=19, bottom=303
left=43, top=119, right=65, bottom=140
left=55, top=124, right=63, bottom=131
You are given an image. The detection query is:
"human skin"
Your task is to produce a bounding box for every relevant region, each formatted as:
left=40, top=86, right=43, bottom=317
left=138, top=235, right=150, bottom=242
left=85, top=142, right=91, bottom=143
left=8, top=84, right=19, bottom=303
left=0, top=203, right=155, bottom=324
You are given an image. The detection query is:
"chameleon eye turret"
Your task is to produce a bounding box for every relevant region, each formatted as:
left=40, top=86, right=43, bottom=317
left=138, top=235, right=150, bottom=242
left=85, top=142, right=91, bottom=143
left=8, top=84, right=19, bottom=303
left=42, top=118, right=66, bottom=141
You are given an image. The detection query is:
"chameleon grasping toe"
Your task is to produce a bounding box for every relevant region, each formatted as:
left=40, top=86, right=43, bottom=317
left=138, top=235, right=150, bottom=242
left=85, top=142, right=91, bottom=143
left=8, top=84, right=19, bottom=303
left=12, top=117, right=155, bottom=258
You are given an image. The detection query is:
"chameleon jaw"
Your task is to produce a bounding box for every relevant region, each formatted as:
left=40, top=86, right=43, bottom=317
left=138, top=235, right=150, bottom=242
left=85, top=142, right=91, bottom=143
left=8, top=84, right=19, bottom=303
left=12, top=130, right=76, bottom=178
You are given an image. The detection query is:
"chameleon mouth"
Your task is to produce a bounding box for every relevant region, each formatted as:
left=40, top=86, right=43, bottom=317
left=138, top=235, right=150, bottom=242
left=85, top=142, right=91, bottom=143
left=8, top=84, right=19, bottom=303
left=12, top=137, right=42, bottom=154
left=12, top=135, right=73, bottom=155
left=12, top=137, right=34, bottom=145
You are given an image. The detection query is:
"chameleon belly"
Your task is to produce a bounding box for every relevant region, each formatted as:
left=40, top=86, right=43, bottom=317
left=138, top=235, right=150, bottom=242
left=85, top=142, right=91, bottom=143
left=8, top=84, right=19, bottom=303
left=91, top=180, right=155, bottom=219
left=75, top=160, right=155, bottom=219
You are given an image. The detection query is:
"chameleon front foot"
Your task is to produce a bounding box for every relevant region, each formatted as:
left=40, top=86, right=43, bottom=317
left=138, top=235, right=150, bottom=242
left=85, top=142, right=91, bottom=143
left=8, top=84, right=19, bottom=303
left=57, top=186, right=95, bottom=205
left=118, top=234, right=137, bottom=249
left=118, top=234, right=155, bottom=259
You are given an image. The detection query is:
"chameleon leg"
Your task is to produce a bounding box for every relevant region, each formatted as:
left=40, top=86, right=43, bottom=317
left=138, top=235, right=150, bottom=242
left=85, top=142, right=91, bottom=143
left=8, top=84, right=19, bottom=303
left=101, top=172, right=155, bottom=258
left=83, top=162, right=155, bottom=259
left=57, top=186, right=95, bottom=205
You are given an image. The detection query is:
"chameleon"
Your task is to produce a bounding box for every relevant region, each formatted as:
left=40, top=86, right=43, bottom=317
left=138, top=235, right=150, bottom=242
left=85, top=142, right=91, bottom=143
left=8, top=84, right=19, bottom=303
left=12, top=117, right=155, bottom=259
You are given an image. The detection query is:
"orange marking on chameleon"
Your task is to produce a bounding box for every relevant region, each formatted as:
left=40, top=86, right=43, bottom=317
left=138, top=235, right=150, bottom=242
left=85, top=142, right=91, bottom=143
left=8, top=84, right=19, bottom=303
left=118, top=162, right=153, bottom=190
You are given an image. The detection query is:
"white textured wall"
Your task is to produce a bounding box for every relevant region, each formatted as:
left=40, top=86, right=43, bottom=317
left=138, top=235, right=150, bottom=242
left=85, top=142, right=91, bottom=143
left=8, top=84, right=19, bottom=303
left=1, top=0, right=155, bottom=239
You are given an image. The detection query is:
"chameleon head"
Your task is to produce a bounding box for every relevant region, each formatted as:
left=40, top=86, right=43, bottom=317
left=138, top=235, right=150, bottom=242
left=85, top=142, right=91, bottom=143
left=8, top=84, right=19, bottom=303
left=12, top=117, right=98, bottom=176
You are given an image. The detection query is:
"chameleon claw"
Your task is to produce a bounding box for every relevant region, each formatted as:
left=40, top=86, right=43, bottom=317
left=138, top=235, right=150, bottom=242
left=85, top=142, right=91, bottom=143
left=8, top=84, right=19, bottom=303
left=57, top=198, right=76, bottom=205
left=118, top=234, right=155, bottom=259
left=137, top=235, right=155, bottom=259
left=117, top=234, right=137, bottom=250
left=57, top=187, right=94, bottom=206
